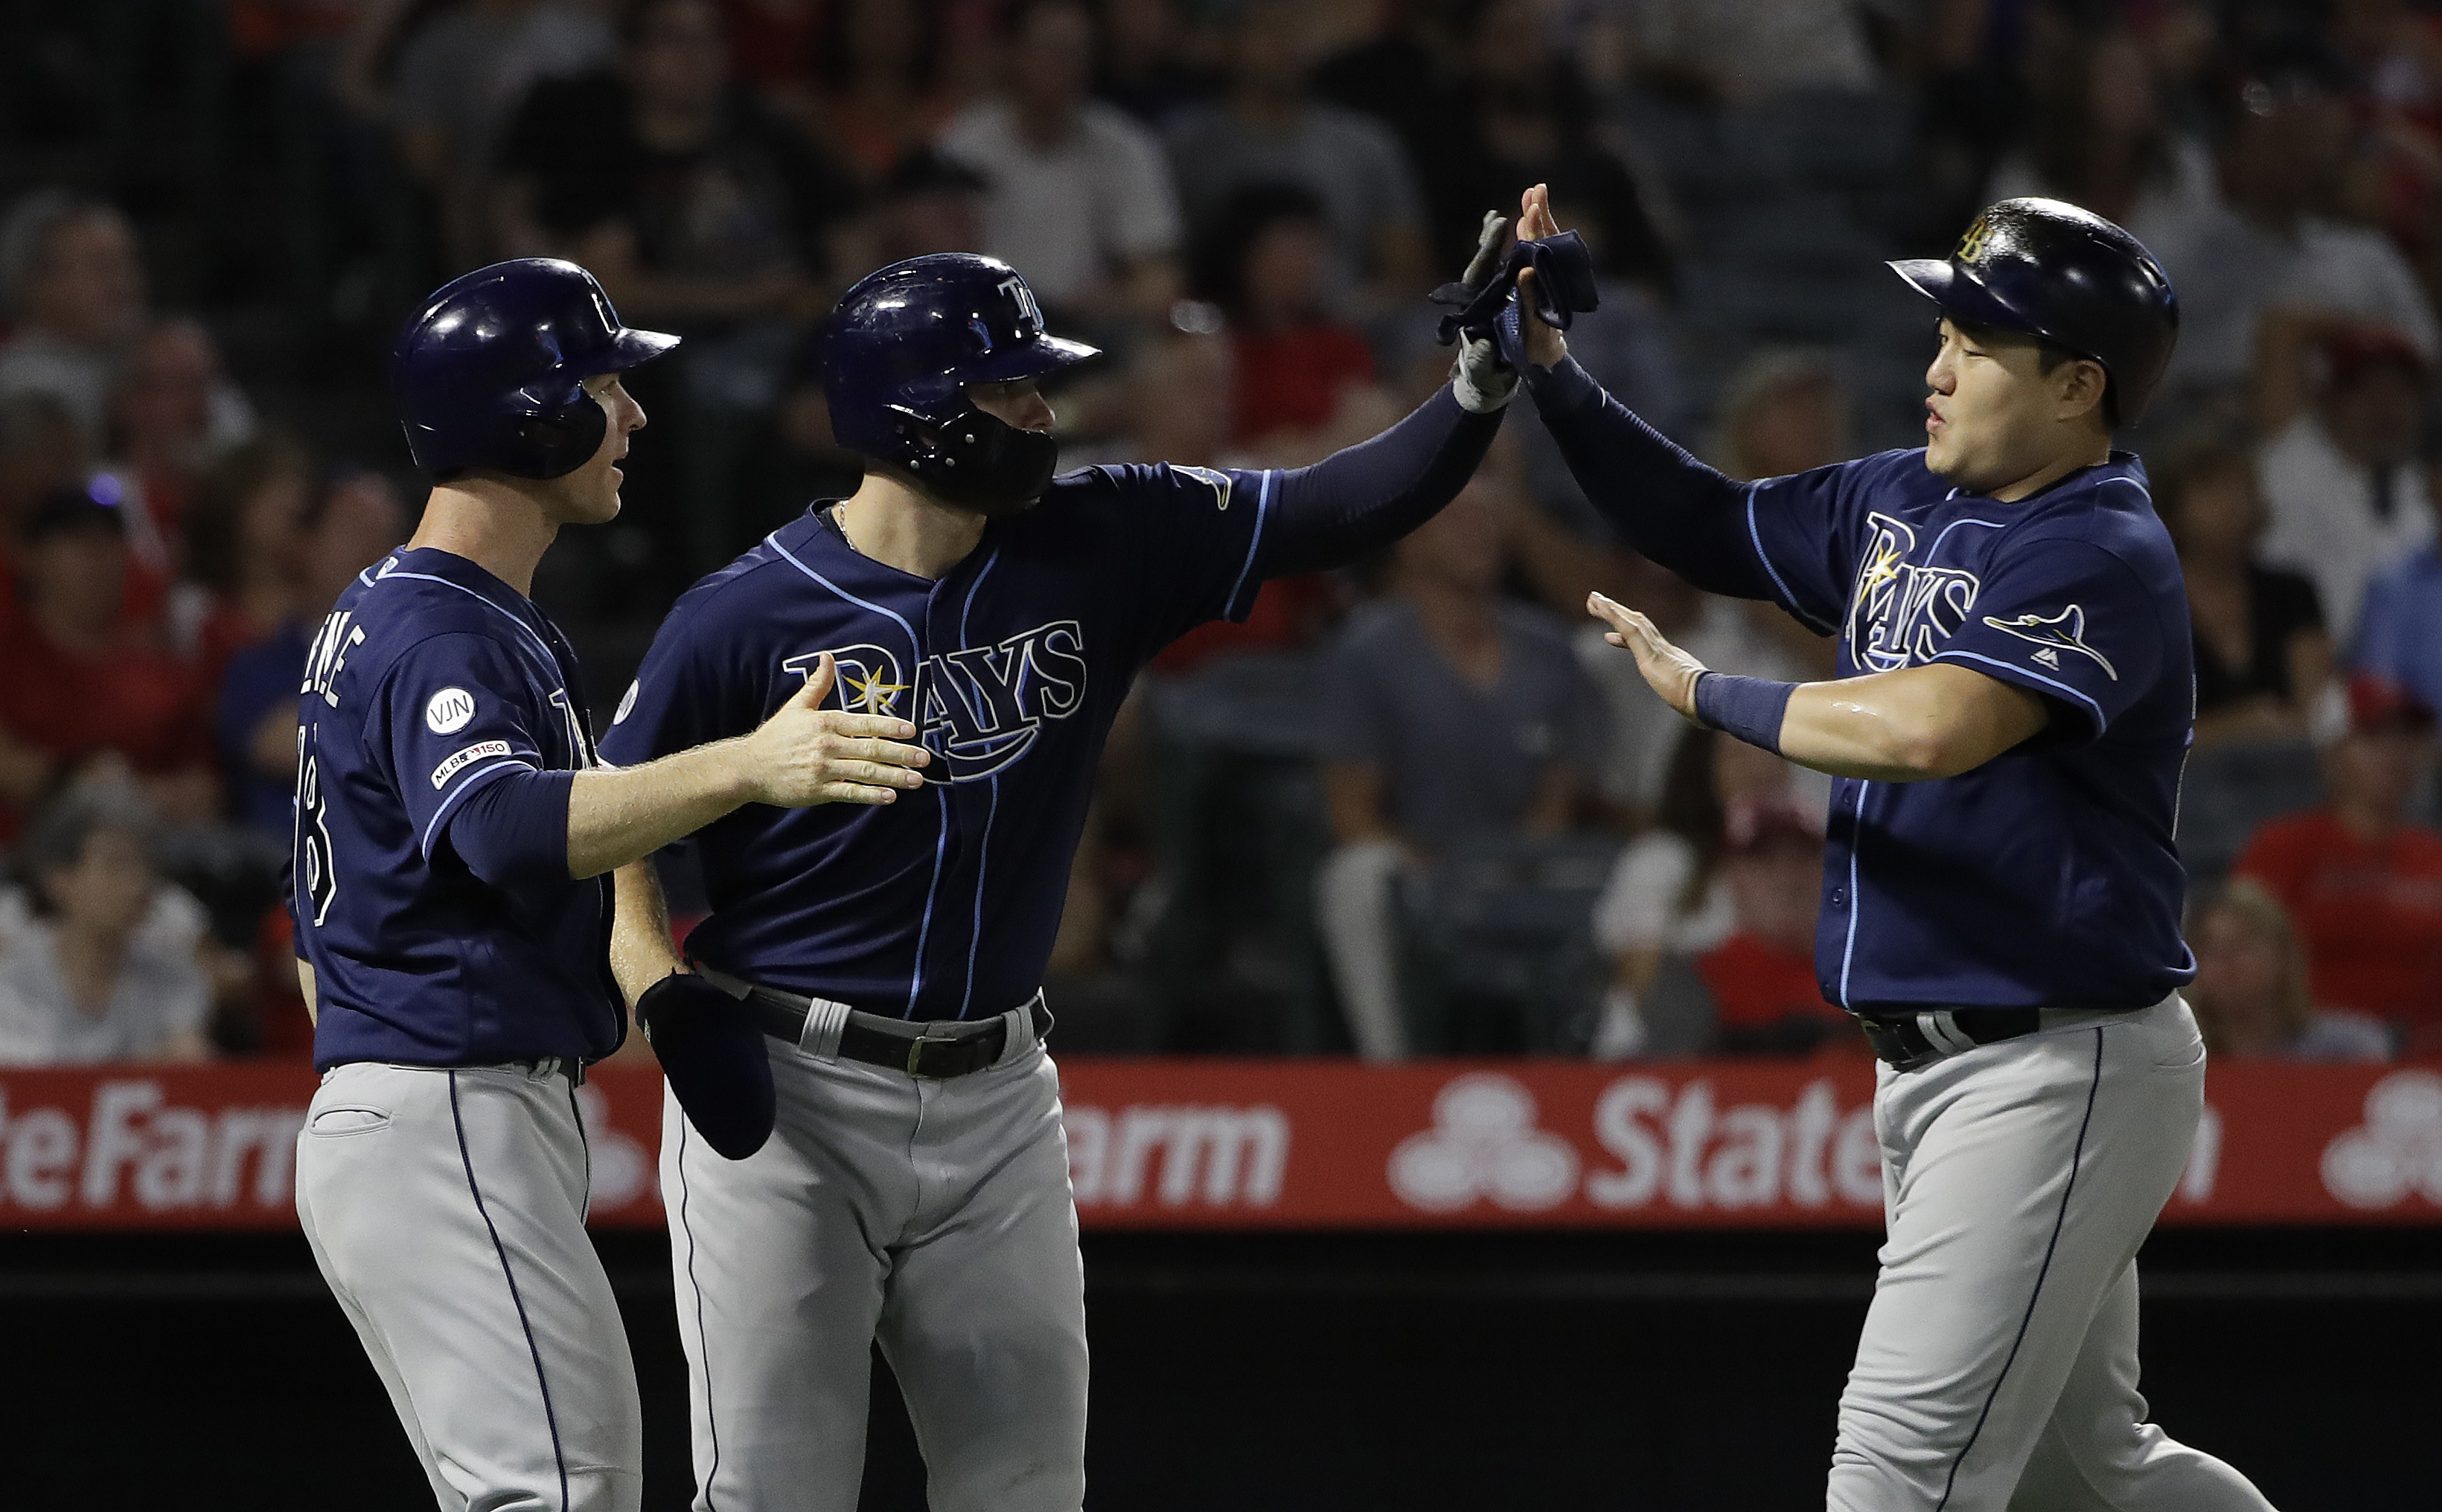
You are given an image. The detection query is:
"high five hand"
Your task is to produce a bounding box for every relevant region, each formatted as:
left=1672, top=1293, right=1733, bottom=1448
left=1514, top=184, right=1570, bottom=370
left=1588, top=592, right=1709, bottom=723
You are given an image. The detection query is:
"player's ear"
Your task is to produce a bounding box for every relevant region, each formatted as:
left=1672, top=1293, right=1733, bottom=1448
left=2057, top=357, right=2109, bottom=427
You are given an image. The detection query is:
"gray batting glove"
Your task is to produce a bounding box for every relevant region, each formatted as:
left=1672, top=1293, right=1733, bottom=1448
left=1451, top=333, right=1518, bottom=414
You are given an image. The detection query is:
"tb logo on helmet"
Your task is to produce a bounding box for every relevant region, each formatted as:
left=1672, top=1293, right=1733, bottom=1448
left=1954, top=212, right=1992, bottom=265
left=783, top=621, right=1091, bottom=784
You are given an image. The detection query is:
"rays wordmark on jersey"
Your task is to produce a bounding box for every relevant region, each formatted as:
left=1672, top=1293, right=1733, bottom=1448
left=1846, top=511, right=1990, bottom=671
left=784, top=620, right=1090, bottom=783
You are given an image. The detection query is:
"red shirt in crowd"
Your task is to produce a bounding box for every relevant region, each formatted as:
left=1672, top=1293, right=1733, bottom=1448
left=1696, top=932, right=1853, bottom=1054
left=0, top=612, right=212, bottom=839
left=1230, top=326, right=1376, bottom=443
left=2237, top=810, right=2442, bottom=1041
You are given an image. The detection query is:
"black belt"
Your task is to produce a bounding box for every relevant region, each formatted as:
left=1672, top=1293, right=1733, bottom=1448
left=1853, top=1008, right=2043, bottom=1071
left=706, top=967, right=1047, bottom=1080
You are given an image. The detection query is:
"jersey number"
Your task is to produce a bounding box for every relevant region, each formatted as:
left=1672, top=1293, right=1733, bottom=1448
left=295, top=723, right=339, bottom=926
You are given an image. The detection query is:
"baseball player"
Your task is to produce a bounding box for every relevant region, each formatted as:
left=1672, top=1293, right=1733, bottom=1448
left=598, top=250, right=1544, bottom=1511
left=291, top=259, right=931, bottom=1512
left=1503, top=187, right=2280, bottom=1509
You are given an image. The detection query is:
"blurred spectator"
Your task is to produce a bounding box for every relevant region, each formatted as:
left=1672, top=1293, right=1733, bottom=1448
left=1631, top=0, right=1878, bottom=104
left=1166, top=0, right=1431, bottom=318
left=1194, top=182, right=1387, bottom=458
left=2183, top=876, right=2394, bottom=1061
left=0, top=392, right=91, bottom=624
left=0, top=193, right=146, bottom=441
left=363, top=0, right=618, bottom=262
left=1635, top=798, right=1848, bottom=1058
left=176, top=437, right=313, bottom=680
left=936, top=0, right=1183, bottom=324
left=1314, top=480, right=1605, bottom=1059
left=0, top=787, right=213, bottom=1066
left=1426, top=0, right=1673, bottom=291
left=0, top=489, right=214, bottom=839
left=1706, top=347, right=1850, bottom=482
left=2141, top=54, right=2440, bottom=401
left=813, top=0, right=951, bottom=185
left=217, top=470, right=409, bottom=841
left=98, top=318, right=256, bottom=632
left=2254, top=326, right=2435, bottom=641
left=2235, top=674, right=2442, bottom=1053
left=1590, top=728, right=1814, bottom=1057
left=2153, top=427, right=2330, bottom=747
left=2354, top=443, right=2442, bottom=718
left=493, top=0, right=852, bottom=330
left=866, top=147, right=989, bottom=262
left=1985, top=23, right=2216, bottom=235
left=1094, top=0, right=1214, bottom=129
left=715, top=0, right=822, bottom=97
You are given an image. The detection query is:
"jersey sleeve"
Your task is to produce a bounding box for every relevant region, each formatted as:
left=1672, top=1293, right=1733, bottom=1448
left=365, top=633, right=554, bottom=859
left=1098, top=463, right=1276, bottom=654
left=1742, top=461, right=1869, bottom=636
left=1930, top=535, right=2167, bottom=743
left=595, top=592, right=760, bottom=769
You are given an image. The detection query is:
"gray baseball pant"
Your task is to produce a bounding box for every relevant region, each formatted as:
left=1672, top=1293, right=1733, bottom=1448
left=662, top=1008, right=1086, bottom=1512
left=297, top=1060, right=643, bottom=1512
left=1827, top=995, right=2277, bottom=1511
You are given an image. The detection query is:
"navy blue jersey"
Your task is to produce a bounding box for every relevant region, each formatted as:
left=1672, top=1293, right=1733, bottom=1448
left=1742, top=449, right=2197, bottom=1010
left=293, top=548, right=623, bottom=1069
left=597, top=464, right=1274, bottom=1019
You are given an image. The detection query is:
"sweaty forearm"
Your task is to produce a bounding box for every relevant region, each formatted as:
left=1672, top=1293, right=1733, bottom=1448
left=1259, top=387, right=1503, bottom=577
left=566, top=739, right=758, bottom=879
left=1524, top=357, right=1775, bottom=599
left=609, top=859, right=686, bottom=1005
left=1772, top=666, right=2050, bottom=783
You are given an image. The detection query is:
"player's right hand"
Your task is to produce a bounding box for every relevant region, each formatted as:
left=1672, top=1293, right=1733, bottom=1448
left=1514, top=184, right=1570, bottom=371
left=741, top=653, right=932, bottom=808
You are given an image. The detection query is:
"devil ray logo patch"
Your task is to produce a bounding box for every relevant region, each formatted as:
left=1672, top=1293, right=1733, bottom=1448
left=1980, top=604, right=2118, bottom=680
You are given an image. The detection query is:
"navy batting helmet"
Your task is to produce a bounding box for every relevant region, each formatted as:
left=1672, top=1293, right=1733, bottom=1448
left=1889, top=198, right=2179, bottom=426
left=822, top=253, right=1099, bottom=510
left=391, top=259, right=680, bottom=480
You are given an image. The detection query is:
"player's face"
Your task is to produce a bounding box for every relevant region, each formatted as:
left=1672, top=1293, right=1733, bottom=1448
left=542, top=374, right=646, bottom=526
left=968, top=378, right=1055, bottom=433
left=1922, top=319, right=2107, bottom=494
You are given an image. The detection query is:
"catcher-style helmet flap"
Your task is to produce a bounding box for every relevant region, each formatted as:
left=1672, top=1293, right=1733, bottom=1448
left=822, top=254, right=1099, bottom=507
left=1888, top=198, right=2179, bottom=425
left=391, top=259, right=680, bottom=480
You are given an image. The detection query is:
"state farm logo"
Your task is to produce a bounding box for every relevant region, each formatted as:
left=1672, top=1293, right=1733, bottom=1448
left=1390, top=1074, right=1579, bottom=1211
left=2321, top=1070, right=2442, bottom=1209
left=1390, top=1074, right=1887, bottom=1215
left=1067, top=1103, right=1288, bottom=1210
left=0, top=1080, right=304, bottom=1215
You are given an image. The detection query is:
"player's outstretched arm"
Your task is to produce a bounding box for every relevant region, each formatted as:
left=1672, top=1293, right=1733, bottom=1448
left=1591, top=593, right=2049, bottom=781
left=561, top=653, right=930, bottom=878
left=1256, top=385, right=1507, bottom=577
left=1508, top=187, right=1779, bottom=603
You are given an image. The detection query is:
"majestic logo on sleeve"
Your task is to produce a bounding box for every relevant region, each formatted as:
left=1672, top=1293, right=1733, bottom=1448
left=784, top=621, right=1090, bottom=783
left=1847, top=513, right=1986, bottom=672
left=1979, top=605, right=2118, bottom=679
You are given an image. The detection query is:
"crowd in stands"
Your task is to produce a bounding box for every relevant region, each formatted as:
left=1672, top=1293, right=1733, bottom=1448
left=0, top=0, right=2435, bottom=1066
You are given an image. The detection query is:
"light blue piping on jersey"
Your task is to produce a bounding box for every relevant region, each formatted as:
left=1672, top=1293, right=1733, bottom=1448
left=377, top=568, right=563, bottom=676
left=1837, top=781, right=1868, bottom=1008
left=1933, top=649, right=2108, bottom=726
left=956, top=551, right=1003, bottom=1020
left=418, top=757, right=538, bottom=857
left=1745, top=491, right=1835, bottom=635
left=1221, top=470, right=1277, bottom=620
left=764, top=529, right=946, bottom=1017
left=1925, top=516, right=2008, bottom=555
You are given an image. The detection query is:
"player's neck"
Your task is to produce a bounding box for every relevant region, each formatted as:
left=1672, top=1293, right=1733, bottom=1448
left=835, top=471, right=988, bottom=581
left=409, top=481, right=562, bottom=598
left=1986, top=435, right=2114, bottom=504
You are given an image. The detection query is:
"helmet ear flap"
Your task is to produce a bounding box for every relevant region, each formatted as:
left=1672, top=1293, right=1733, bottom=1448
left=514, top=392, right=610, bottom=480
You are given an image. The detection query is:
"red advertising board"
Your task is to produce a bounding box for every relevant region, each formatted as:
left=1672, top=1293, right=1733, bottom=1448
left=2, top=1058, right=2438, bottom=1231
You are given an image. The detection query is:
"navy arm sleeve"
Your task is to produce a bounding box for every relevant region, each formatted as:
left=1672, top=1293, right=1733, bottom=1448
left=1256, top=386, right=1505, bottom=577
left=447, top=768, right=577, bottom=890
left=1522, top=356, right=1779, bottom=601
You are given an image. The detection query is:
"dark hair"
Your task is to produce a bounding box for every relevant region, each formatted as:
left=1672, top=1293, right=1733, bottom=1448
left=16, top=788, right=154, bottom=918
left=1189, top=180, right=1328, bottom=317
left=2147, top=421, right=2255, bottom=533
left=184, top=434, right=310, bottom=596
left=819, top=0, right=942, bottom=93
left=18, top=481, right=126, bottom=545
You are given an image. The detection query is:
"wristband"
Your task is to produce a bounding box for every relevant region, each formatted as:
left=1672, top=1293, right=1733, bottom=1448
left=1693, top=672, right=1795, bottom=755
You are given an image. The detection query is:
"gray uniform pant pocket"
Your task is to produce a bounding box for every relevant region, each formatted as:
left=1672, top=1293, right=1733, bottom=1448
left=297, top=1062, right=644, bottom=1512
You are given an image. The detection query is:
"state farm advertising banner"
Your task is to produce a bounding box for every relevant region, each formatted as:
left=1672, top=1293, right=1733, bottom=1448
left=2, top=1059, right=2440, bottom=1231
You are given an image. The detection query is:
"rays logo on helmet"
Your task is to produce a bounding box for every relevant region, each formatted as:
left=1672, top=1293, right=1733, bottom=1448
left=999, top=275, right=1044, bottom=330
left=1956, top=212, right=1992, bottom=263
left=784, top=621, right=1090, bottom=783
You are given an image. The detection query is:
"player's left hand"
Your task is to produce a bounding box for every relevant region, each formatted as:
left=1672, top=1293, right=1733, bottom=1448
left=1588, top=591, right=1707, bottom=722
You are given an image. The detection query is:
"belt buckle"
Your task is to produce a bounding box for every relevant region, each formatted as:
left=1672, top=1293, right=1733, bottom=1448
left=906, top=1021, right=960, bottom=1079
